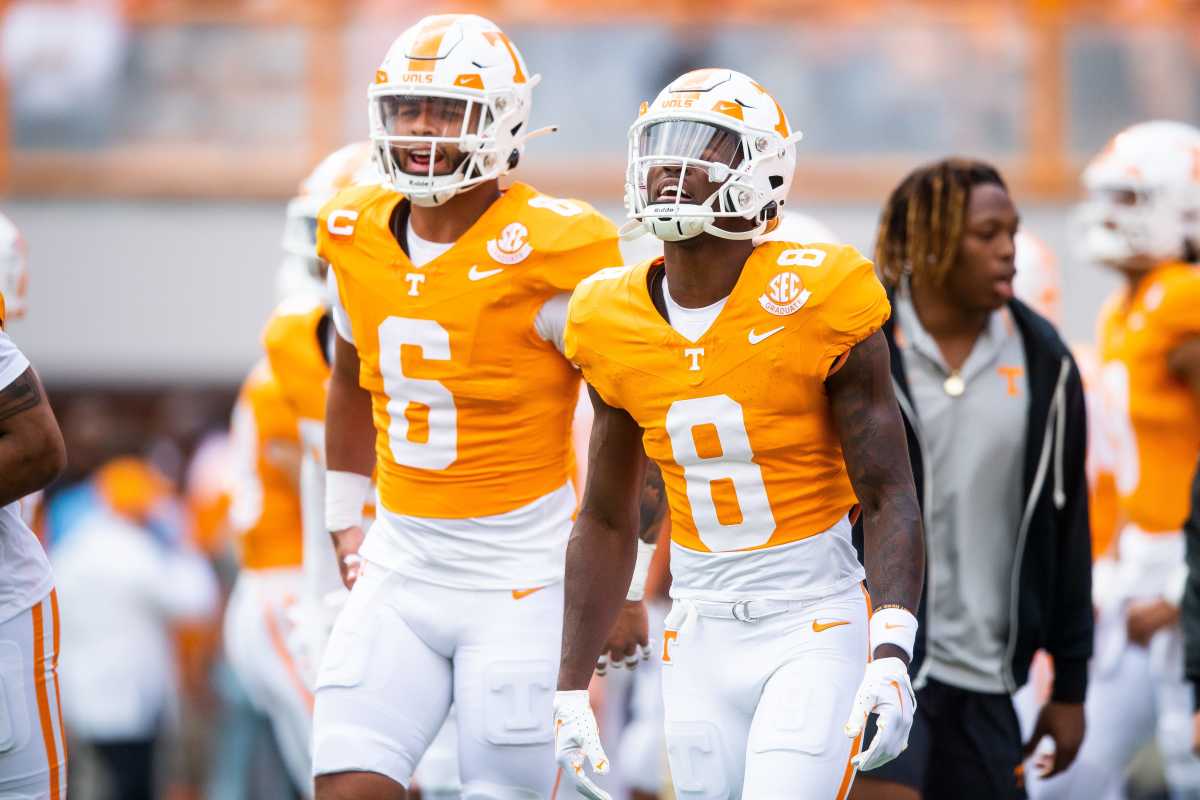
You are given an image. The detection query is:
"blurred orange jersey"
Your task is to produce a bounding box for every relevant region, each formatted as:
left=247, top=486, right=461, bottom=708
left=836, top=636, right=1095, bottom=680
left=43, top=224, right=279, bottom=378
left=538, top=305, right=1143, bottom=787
left=319, top=181, right=620, bottom=519
left=0, top=291, right=6, bottom=327
left=1099, top=261, right=1200, bottom=533
left=229, top=360, right=303, bottom=569
left=565, top=242, right=890, bottom=599
left=263, top=295, right=331, bottom=460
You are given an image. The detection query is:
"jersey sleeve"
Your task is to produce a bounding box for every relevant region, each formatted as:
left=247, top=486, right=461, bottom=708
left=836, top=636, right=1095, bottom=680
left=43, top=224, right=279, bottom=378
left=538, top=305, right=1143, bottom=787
left=534, top=293, right=571, bottom=354
left=524, top=197, right=623, bottom=294
left=1155, top=267, right=1200, bottom=342
left=564, top=267, right=630, bottom=410
left=0, top=330, right=30, bottom=391
left=814, top=245, right=891, bottom=373
left=325, top=268, right=355, bottom=344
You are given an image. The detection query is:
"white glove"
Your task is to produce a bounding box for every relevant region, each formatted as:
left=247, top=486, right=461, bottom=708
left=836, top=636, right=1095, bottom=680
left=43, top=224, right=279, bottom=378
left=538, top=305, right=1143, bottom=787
left=843, top=657, right=916, bottom=771
left=553, top=690, right=612, bottom=800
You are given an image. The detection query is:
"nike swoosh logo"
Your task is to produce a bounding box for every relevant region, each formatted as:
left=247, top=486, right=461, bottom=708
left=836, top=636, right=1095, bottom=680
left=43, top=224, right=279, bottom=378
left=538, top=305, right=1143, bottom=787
left=512, top=587, right=545, bottom=600
left=812, top=619, right=850, bottom=633
left=748, top=325, right=785, bottom=345
left=469, top=265, right=505, bottom=281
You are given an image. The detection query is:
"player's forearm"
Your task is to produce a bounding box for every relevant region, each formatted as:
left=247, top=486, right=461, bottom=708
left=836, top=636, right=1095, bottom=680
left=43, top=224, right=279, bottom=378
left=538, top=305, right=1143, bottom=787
left=325, top=355, right=375, bottom=477
left=558, top=512, right=639, bottom=690
left=861, top=490, right=924, bottom=614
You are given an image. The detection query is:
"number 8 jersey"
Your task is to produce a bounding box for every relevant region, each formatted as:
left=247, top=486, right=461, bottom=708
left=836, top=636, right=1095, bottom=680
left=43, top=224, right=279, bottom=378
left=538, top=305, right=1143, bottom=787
left=320, top=181, right=620, bottom=588
left=564, top=242, right=890, bottom=600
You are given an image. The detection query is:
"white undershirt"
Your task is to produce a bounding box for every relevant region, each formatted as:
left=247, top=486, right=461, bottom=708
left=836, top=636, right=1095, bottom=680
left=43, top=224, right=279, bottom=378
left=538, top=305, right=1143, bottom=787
left=662, top=274, right=728, bottom=342
left=406, top=219, right=455, bottom=268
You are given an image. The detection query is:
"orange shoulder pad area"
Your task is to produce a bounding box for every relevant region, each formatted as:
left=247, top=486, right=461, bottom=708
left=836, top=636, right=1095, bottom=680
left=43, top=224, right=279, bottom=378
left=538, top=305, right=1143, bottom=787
left=750, top=241, right=890, bottom=370
left=262, top=296, right=331, bottom=422
left=0, top=290, right=6, bottom=328
left=316, top=184, right=398, bottom=258
left=1146, top=262, right=1200, bottom=340
left=490, top=182, right=623, bottom=294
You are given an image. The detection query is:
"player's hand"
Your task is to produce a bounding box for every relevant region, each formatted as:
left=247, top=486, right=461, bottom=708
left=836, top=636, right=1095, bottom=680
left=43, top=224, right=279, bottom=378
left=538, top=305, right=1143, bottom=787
left=596, top=600, right=651, bottom=675
left=1126, top=599, right=1179, bottom=647
left=1023, top=701, right=1084, bottom=777
left=843, top=656, right=915, bottom=771
left=554, top=690, right=612, bottom=800
left=330, top=525, right=365, bottom=589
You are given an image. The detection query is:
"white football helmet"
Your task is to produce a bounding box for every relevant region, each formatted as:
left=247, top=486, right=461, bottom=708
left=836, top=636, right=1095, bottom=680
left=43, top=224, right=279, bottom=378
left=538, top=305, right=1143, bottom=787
left=1076, top=120, right=1200, bottom=266
left=0, top=213, right=28, bottom=321
left=624, top=68, right=803, bottom=242
left=277, top=141, right=377, bottom=301
left=368, top=14, right=547, bottom=207
left=1013, top=230, right=1063, bottom=327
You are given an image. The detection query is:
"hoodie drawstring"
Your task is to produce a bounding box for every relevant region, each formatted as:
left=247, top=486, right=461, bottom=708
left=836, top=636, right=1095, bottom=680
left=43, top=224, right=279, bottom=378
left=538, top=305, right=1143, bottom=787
left=1052, top=357, right=1069, bottom=511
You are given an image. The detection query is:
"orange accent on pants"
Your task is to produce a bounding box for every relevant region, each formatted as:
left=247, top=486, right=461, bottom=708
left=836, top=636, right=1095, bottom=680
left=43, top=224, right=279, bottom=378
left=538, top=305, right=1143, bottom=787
left=263, top=600, right=315, bottom=712
left=31, top=592, right=64, bottom=800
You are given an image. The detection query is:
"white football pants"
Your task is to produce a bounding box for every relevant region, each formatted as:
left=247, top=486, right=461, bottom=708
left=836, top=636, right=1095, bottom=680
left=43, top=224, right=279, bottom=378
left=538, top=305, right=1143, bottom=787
left=660, top=583, right=869, bottom=800
left=312, top=560, right=560, bottom=798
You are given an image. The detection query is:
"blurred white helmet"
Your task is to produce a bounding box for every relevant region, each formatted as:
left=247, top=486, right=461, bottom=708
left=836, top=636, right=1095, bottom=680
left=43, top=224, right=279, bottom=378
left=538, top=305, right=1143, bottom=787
left=758, top=210, right=838, bottom=244
left=1013, top=230, right=1063, bottom=326
left=369, top=14, right=546, bottom=207
left=624, top=68, right=803, bottom=242
left=0, top=213, right=28, bottom=322
left=1076, top=120, right=1200, bottom=266
left=277, top=142, right=377, bottom=302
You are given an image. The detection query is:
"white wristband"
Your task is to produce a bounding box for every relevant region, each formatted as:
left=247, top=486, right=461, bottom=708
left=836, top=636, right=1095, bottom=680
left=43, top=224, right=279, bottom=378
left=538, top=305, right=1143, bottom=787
left=625, top=540, right=657, bottom=602
left=869, top=606, right=918, bottom=661
left=325, top=470, right=371, bottom=533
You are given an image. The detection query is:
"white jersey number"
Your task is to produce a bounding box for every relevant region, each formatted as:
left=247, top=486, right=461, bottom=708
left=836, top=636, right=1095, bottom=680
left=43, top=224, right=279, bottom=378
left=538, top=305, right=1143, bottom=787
left=665, top=395, right=776, bottom=551
left=1100, top=360, right=1139, bottom=495
left=377, top=318, right=457, bottom=470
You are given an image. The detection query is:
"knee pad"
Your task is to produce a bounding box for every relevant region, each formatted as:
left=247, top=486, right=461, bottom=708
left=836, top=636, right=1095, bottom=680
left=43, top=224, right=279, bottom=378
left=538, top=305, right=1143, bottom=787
left=461, top=781, right=542, bottom=800
left=666, top=720, right=729, bottom=800
left=480, top=658, right=555, bottom=746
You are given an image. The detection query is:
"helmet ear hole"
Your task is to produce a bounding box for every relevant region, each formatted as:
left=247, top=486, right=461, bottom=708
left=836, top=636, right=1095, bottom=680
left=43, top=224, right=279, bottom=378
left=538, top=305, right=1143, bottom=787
left=768, top=175, right=784, bottom=190
left=508, top=150, right=520, bottom=170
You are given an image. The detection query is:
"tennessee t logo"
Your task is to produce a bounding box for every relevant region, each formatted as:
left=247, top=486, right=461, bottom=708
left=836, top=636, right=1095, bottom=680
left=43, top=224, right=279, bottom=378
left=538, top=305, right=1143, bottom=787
left=684, top=348, right=704, bottom=371
left=662, top=630, right=678, bottom=663
left=998, top=365, right=1024, bottom=397
left=405, top=273, right=426, bottom=296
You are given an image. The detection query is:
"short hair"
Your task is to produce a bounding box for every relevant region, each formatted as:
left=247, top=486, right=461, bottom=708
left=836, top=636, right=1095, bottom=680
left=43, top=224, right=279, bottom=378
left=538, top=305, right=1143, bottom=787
left=875, top=158, right=1009, bottom=289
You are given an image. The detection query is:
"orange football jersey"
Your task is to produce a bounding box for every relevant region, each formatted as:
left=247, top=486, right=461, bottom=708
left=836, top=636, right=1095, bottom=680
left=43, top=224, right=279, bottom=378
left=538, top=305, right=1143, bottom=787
left=1099, top=261, right=1200, bottom=534
left=263, top=295, right=331, bottom=458
left=229, top=360, right=304, bottom=569
left=319, top=181, right=620, bottom=518
left=0, top=290, right=6, bottom=327
left=564, top=242, right=890, bottom=556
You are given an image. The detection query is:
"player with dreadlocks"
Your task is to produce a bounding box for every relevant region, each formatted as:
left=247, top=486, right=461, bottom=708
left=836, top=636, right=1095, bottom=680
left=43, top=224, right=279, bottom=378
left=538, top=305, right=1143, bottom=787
left=851, top=158, right=1094, bottom=800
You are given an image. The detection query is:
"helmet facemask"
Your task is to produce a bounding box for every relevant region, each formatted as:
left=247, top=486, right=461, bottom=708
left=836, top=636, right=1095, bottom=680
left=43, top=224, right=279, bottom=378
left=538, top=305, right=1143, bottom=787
left=369, top=82, right=534, bottom=207
left=1073, top=184, right=1194, bottom=267
left=625, top=116, right=795, bottom=243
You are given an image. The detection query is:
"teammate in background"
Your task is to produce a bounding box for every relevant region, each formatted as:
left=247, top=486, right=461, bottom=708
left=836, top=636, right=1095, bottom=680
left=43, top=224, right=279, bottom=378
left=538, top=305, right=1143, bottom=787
left=1041, top=121, right=1200, bottom=799
left=222, top=356, right=311, bottom=796
left=555, top=68, right=924, bottom=800
left=1186, top=458, right=1200, bottom=756
left=0, top=211, right=68, bottom=800
left=313, top=15, right=625, bottom=800
left=853, top=160, right=1093, bottom=800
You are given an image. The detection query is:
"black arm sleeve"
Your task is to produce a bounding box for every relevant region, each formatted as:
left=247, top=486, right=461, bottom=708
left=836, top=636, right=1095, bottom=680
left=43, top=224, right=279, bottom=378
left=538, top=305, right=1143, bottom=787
left=1182, top=457, right=1200, bottom=710
left=1048, top=360, right=1094, bottom=704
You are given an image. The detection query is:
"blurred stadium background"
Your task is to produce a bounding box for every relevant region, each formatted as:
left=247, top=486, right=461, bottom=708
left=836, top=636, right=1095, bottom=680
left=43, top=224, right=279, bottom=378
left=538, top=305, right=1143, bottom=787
left=3, top=0, right=1198, bottom=797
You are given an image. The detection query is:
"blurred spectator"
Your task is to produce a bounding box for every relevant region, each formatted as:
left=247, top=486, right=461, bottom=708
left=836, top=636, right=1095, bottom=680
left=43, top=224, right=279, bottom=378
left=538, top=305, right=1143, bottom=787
left=52, top=457, right=217, bottom=800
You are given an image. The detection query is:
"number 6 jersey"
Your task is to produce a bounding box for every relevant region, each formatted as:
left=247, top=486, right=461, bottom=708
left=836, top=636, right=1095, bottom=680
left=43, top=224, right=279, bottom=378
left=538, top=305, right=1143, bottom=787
left=564, top=242, right=890, bottom=601
left=320, top=182, right=620, bottom=589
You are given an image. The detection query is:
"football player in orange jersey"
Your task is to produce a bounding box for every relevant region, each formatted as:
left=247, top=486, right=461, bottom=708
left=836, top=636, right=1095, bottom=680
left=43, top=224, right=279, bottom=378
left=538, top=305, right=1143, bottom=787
left=311, top=14, right=625, bottom=800
left=0, top=212, right=69, bottom=800
left=553, top=68, right=924, bottom=800
left=222, top=356, right=312, bottom=796
left=1040, top=121, right=1200, bottom=799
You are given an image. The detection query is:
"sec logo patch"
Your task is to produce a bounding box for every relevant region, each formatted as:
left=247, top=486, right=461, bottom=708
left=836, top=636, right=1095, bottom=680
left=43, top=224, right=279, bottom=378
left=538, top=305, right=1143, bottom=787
left=759, top=271, right=811, bottom=316
left=487, top=222, right=533, bottom=265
